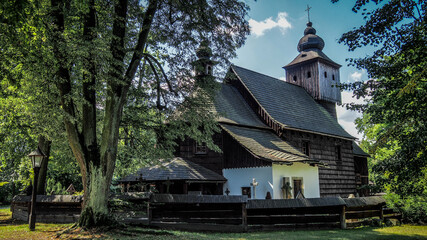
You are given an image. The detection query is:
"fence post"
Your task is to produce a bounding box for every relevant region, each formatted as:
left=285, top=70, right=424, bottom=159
left=147, top=202, right=152, bottom=225
left=379, top=204, right=384, bottom=221
left=242, top=203, right=248, bottom=232
left=340, top=205, right=346, bottom=229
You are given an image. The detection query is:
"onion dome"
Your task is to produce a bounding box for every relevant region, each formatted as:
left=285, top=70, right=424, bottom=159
left=196, top=40, right=213, bottom=60
left=297, top=22, right=325, bottom=52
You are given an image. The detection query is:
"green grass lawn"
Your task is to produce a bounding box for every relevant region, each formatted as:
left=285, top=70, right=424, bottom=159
left=1, top=207, right=426, bottom=240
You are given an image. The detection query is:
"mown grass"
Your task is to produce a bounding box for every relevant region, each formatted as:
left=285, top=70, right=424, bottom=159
left=1, top=207, right=426, bottom=240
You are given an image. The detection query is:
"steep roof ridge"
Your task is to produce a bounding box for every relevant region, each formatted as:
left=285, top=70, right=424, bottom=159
left=214, top=83, right=269, bottom=130
left=230, top=65, right=355, bottom=140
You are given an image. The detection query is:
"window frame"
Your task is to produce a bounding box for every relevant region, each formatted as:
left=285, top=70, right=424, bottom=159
left=302, top=141, right=310, bottom=156
left=194, top=141, right=208, bottom=155
left=241, top=187, right=251, bottom=199
left=335, top=145, right=342, bottom=162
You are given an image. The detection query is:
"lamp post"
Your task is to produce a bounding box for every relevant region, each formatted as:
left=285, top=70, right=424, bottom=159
left=28, top=147, right=46, bottom=231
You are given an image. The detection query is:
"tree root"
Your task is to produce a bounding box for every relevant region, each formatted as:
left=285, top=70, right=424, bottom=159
left=55, top=223, right=78, bottom=237
left=78, top=207, right=117, bottom=229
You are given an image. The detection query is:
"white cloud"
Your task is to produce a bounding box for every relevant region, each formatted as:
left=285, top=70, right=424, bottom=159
left=350, top=71, right=362, bottom=82
left=348, top=70, right=367, bottom=82
left=279, top=76, right=286, bottom=81
left=337, top=91, right=366, bottom=140
left=249, top=12, right=292, bottom=37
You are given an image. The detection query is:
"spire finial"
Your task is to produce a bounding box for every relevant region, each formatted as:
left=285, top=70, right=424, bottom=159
left=305, top=4, right=312, bottom=23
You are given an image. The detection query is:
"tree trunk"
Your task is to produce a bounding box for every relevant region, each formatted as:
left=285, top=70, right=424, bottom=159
left=36, top=136, right=51, bottom=195
left=78, top=164, right=112, bottom=227
left=50, top=0, right=158, bottom=228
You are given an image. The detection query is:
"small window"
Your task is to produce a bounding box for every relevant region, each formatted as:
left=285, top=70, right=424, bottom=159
left=332, top=74, right=335, bottom=80
left=307, top=71, right=311, bottom=78
left=195, top=142, right=208, bottom=154
left=241, top=187, right=251, bottom=199
left=207, top=65, right=213, bottom=75
left=293, top=75, right=297, bottom=82
left=335, top=145, right=342, bottom=161
left=324, top=71, right=327, bottom=78
left=302, top=141, right=310, bottom=156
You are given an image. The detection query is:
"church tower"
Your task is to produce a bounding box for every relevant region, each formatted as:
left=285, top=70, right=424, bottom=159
left=283, top=22, right=341, bottom=119
left=193, top=40, right=217, bottom=81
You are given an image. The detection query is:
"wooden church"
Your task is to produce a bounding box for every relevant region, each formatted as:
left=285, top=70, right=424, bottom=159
left=119, top=21, right=369, bottom=198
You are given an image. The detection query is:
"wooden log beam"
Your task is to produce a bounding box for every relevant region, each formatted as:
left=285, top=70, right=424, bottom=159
left=242, top=203, right=248, bottom=232
left=340, top=205, right=346, bottom=229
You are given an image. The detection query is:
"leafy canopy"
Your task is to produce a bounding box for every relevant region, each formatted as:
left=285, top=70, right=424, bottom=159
left=334, top=0, right=426, bottom=197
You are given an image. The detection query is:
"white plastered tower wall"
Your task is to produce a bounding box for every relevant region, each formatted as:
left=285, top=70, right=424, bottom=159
left=272, top=162, right=320, bottom=199
left=223, top=163, right=320, bottom=199
left=223, top=167, right=273, bottom=199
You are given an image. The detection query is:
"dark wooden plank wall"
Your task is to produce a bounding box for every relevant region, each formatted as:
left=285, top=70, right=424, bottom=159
left=11, top=195, right=82, bottom=223
left=222, top=130, right=271, bottom=169
left=354, top=156, right=369, bottom=196
left=281, top=129, right=356, bottom=197
left=318, top=62, right=341, bottom=103
left=177, top=132, right=224, bottom=174
left=177, top=129, right=271, bottom=172
left=285, top=61, right=320, bottom=100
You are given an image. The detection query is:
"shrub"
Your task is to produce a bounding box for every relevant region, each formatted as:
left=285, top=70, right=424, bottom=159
left=385, top=192, right=427, bottom=224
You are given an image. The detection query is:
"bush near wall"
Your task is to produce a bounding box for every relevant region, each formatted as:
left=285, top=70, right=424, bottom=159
left=385, top=193, right=427, bottom=224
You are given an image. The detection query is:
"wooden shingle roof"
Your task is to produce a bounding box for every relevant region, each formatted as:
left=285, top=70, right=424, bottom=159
left=213, top=84, right=267, bottom=128
left=220, top=124, right=314, bottom=164
left=230, top=65, right=354, bottom=139
left=284, top=48, right=341, bottom=69
left=352, top=142, right=370, bottom=157
left=118, top=157, right=226, bottom=182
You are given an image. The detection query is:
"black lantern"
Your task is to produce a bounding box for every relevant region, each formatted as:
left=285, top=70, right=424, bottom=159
left=27, top=147, right=46, bottom=231
left=28, top=147, right=45, bottom=168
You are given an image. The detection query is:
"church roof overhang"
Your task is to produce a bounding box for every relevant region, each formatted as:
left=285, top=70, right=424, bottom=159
left=220, top=123, right=317, bottom=165
left=352, top=142, right=370, bottom=157
left=283, top=49, right=341, bottom=69
left=118, top=157, right=227, bottom=183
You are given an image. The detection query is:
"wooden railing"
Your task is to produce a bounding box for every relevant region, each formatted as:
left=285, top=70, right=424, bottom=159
left=10, top=193, right=402, bottom=231
left=10, top=195, right=82, bottom=223
left=146, top=194, right=401, bottom=232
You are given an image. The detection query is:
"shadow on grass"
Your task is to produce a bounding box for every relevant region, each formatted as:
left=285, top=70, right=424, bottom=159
left=0, top=209, right=26, bottom=226
left=102, top=225, right=427, bottom=240
left=200, top=226, right=427, bottom=240
left=0, top=207, right=425, bottom=240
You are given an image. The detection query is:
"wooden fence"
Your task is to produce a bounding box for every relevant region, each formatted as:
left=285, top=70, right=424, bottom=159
left=344, top=196, right=402, bottom=228
left=149, top=194, right=248, bottom=232
left=247, top=198, right=346, bottom=230
left=10, top=195, right=82, bottom=223
left=146, top=194, right=401, bottom=232
left=10, top=194, right=401, bottom=231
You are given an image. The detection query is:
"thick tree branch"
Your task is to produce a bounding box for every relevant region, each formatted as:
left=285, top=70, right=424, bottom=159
left=143, top=53, right=176, bottom=94
left=51, top=0, right=87, bottom=192
left=124, top=0, right=158, bottom=85
left=82, top=0, right=99, bottom=168
left=100, top=0, right=129, bottom=180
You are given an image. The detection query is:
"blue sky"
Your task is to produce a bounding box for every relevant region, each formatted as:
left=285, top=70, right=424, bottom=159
left=232, top=0, right=378, bottom=140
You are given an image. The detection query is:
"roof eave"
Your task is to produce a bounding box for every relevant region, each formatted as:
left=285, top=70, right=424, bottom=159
left=283, top=56, right=341, bottom=69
